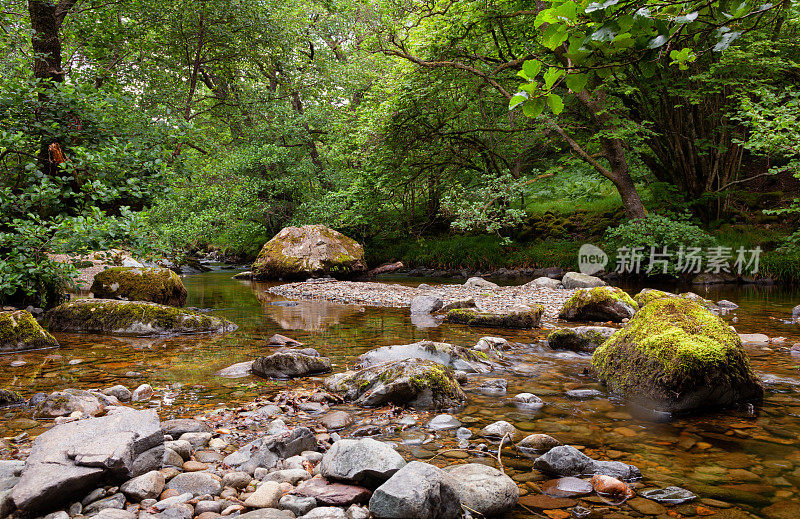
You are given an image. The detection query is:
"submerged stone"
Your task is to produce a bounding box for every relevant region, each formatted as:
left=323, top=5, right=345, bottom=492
left=547, top=326, right=616, bottom=354
left=252, top=224, right=366, bottom=280
left=0, top=310, right=59, bottom=352
left=91, top=267, right=187, bottom=307
left=324, top=359, right=466, bottom=409
left=444, top=306, right=544, bottom=329
left=44, top=299, right=238, bottom=336
left=252, top=350, right=331, bottom=379
left=640, top=486, right=697, bottom=504
left=591, top=298, right=763, bottom=413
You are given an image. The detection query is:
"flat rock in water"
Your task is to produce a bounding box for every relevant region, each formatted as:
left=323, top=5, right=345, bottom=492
left=547, top=326, right=616, bottom=354
left=541, top=477, right=593, bottom=497
left=11, top=407, right=163, bottom=514
left=34, top=389, right=106, bottom=418
left=516, top=434, right=561, bottom=452
left=640, top=486, right=697, bottom=504
left=318, top=410, right=352, bottom=430
left=444, top=307, right=544, bottom=329
left=252, top=350, right=331, bottom=379
left=427, top=414, right=461, bottom=431
left=410, top=295, right=443, bottom=315
left=214, top=360, right=254, bottom=378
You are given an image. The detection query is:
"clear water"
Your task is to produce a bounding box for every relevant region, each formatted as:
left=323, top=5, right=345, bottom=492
left=3, top=271, right=800, bottom=517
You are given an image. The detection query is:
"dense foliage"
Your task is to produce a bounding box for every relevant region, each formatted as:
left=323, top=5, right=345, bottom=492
left=1, top=0, right=799, bottom=305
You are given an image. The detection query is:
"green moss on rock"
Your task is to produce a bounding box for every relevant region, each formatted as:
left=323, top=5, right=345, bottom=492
left=0, top=310, right=59, bottom=352
left=357, top=340, right=494, bottom=373
left=44, top=299, right=238, bottom=337
left=591, top=298, right=763, bottom=413
left=91, top=267, right=188, bottom=307
left=444, top=306, right=544, bottom=329
left=324, top=358, right=466, bottom=409
left=633, top=289, right=676, bottom=308
left=252, top=224, right=366, bottom=280
left=559, top=286, right=638, bottom=322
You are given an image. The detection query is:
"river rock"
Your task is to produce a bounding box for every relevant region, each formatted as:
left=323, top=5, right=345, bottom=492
left=321, top=438, right=405, bottom=487
left=301, top=507, right=346, bottom=519
left=592, top=298, right=763, bottom=413
left=252, top=225, right=366, bottom=280
left=0, top=310, right=59, bottom=352
left=33, top=388, right=107, bottom=418
left=562, top=272, right=606, bottom=289
left=11, top=407, right=163, bottom=514
left=324, top=359, right=466, bottom=409
left=476, top=378, right=507, bottom=396
left=542, top=477, right=592, bottom=497
left=464, top=277, right=498, bottom=289
left=633, top=289, right=676, bottom=308
left=473, top=336, right=510, bottom=352
left=44, top=299, right=238, bottom=336
left=547, top=326, right=616, bottom=354
left=319, top=410, right=352, bottom=430
left=214, top=360, right=254, bottom=378
left=513, top=393, right=544, bottom=409
left=120, top=470, right=165, bottom=501
left=427, top=414, right=461, bottom=431
left=132, top=384, right=154, bottom=402
left=516, top=433, right=561, bottom=452
left=533, top=446, right=641, bottom=481
left=91, top=267, right=188, bottom=307
left=161, top=419, right=211, bottom=437
left=237, top=509, right=295, bottom=519
left=165, top=473, right=221, bottom=496
left=444, top=306, right=544, bottom=329
left=590, top=474, right=634, bottom=500
left=641, top=486, right=697, bottom=504
left=369, top=461, right=460, bottom=519
left=291, top=478, right=371, bottom=506
left=357, top=340, right=492, bottom=373
left=410, top=295, right=443, bottom=315
left=445, top=463, right=518, bottom=516
left=103, top=385, right=133, bottom=402
left=244, top=481, right=282, bottom=508
left=252, top=350, right=331, bottom=379
left=523, top=277, right=562, bottom=290
left=559, top=287, right=637, bottom=322
left=223, top=427, right=316, bottom=474
left=279, top=494, right=316, bottom=515
left=440, top=298, right=476, bottom=312
left=480, top=420, right=520, bottom=441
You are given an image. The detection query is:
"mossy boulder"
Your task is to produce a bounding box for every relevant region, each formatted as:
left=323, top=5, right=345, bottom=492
left=252, top=224, right=366, bottom=280
left=559, top=287, right=637, bottom=322
left=0, top=389, right=24, bottom=406
left=91, top=267, right=188, bottom=307
left=357, top=340, right=494, bottom=373
left=591, top=298, right=763, bottom=413
left=444, top=306, right=544, bottom=329
left=44, top=299, right=238, bottom=336
left=633, top=289, right=676, bottom=308
left=547, top=326, right=616, bottom=354
left=324, top=359, right=466, bottom=409
left=0, top=310, right=59, bottom=352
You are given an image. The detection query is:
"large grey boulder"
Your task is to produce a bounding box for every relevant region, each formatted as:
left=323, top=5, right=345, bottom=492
left=523, top=277, right=562, bottom=290
left=445, top=463, right=518, bottom=516
left=11, top=407, right=163, bottom=514
left=561, top=272, right=606, bottom=289
left=356, top=340, right=492, bottom=373
left=324, top=359, right=466, bottom=409
left=90, top=267, right=188, bottom=307
left=0, top=310, right=59, bottom=352
left=33, top=389, right=107, bottom=418
left=410, top=295, right=443, bottom=315
left=320, top=438, right=406, bottom=487
left=464, top=277, right=498, bottom=289
left=44, top=299, right=238, bottom=336
left=223, top=427, right=317, bottom=474
left=252, top=350, right=331, bottom=379
left=252, top=224, right=366, bottom=280
left=369, top=461, right=460, bottom=519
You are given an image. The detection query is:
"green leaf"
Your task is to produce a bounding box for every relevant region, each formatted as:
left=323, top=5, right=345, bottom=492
left=509, top=93, right=528, bottom=109
left=522, top=97, right=546, bottom=118
left=543, top=67, right=565, bottom=89
left=565, top=73, right=589, bottom=92
left=534, top=8, right=555, bottom=28
left=547, top=93, right=564, bottom=114
left=522, top=60, right=542, bottom=79
left=542, top=24, right=568, bottom=50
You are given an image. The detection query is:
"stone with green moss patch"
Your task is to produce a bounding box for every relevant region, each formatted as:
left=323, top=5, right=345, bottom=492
left=559, top=287, right=638, bottom=323
left=633, top=289, right=676, bottom=308
left=0, top=310, right=59, bottom=352
left=444, top=306, right=544, bottom=329
left=547, top=326, right=616, bottom=354
left=91, top=267, right=188, bottom=307
left=324, top=359, right=466, bottom=409
left=591, top=298, right=763, bottom=413
left=252, top=224, right=366, bottom=280
left=44, top=299, right=238, bottom=337
left=357, top=340, right=494, bottom=373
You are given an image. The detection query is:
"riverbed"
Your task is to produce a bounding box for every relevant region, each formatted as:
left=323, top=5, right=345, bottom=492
left=2, top=270, right=800, bottom=518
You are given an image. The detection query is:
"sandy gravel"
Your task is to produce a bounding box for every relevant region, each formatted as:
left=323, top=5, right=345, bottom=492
left=268, top=280, right=577, bottom=320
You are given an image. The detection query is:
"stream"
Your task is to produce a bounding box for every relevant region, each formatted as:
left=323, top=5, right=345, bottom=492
left=2, top=269, right=800, bottom=518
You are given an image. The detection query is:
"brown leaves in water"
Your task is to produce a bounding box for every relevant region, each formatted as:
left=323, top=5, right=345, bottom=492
left=590, top=474, right=635, bottom=503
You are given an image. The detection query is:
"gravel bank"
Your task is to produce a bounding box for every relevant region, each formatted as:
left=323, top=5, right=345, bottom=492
left=267, top=280, right=577, bottom=321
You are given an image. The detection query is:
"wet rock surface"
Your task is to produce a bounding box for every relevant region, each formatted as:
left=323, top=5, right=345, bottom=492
left=356, top=340, right=493, bottom=373
left=252, top=350, right=332, bottom=379
left=0, top=310, right=59, bottom=352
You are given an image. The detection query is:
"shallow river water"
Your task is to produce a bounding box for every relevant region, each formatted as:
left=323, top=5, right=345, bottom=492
left=3, top=270, right=800, bottom=518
